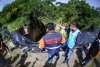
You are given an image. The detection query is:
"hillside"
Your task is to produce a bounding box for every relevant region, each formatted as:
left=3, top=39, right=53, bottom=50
left=0, top=0, right=100, bottom=32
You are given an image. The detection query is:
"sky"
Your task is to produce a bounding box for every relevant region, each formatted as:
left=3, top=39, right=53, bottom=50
left=54, top=0, right=100, bottom=8
left=0, top=0, right=100, bottom=11
left=0, top=0, right=15, bottom=11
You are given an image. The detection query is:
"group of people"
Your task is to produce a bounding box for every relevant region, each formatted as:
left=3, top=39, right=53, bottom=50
left=0, top=22, right=100, bottom=67
left=39, top=22, right=100, bottom=67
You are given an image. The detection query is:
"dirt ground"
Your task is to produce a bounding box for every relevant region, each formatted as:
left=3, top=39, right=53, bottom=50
left=2, top=42, right=100, bottom=67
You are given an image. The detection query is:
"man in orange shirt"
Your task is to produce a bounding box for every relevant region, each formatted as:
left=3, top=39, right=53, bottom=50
left=39, top=23, right=65, bottom=64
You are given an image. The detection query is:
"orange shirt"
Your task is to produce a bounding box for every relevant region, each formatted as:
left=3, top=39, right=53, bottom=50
left=39, top=36, right=65, bottom=48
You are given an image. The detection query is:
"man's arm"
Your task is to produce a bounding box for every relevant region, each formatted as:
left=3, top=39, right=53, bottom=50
left=39, top=38, right=45, bottom=52
left=76, top=32, right=81, bottom=46
left=61, top=36, right=66, bottom=44
left=39, top=38, right=45, bottom=48
left=56, top=24, right=65, bottom=29
left=56, top=24, right=70, bottom=32
left=61, top=36, right=67, bottom=51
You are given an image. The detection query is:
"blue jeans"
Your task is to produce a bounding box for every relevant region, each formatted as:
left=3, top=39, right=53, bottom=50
left=65, top=47, right=73, bottom=61
left=48, top=53, right=59, bottom=63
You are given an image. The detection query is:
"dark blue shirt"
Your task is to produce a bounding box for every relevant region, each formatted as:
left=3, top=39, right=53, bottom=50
left=88, top=38, right=100, bottom=57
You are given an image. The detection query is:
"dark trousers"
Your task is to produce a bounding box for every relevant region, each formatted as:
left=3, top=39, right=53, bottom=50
left=82, top=54, right=92, bottom=66
left=48, top=53, right=59, bottom=63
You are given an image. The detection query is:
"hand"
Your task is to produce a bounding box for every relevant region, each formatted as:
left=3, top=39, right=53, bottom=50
left=72, top=48, right=77, bottom=52
left=56, top=24, right=61, bottom=27
left=0, top=48, right=2, bottom=50
left=72, top=49, right=75, bottom=52
left=99, top=51, right=100, bottom=54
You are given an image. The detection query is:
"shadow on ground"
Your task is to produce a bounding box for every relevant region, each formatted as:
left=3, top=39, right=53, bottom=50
left=93, top=58, right=100, bottom=67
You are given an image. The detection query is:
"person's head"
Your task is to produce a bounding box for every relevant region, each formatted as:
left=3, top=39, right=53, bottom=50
left=3, top=27, right=7, bottom=29
left=70, top=22, right=77, bottom=31
left=98, top=30, right=100, bottom=38
left=46, top=22, right=55, bottom=32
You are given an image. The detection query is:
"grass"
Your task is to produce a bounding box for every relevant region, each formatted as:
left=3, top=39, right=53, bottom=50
left=2, top=17, right=26, bottom=33
left=86, top=56, right=100, bottom=67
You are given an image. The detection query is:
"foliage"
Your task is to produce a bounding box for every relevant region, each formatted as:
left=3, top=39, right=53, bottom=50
left=0, top=0, right=100, bottom=31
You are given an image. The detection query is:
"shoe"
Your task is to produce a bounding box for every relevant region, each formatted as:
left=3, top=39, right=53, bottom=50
left=82, top=61, right=85, bottom=65
left=63, top=60, right=68, bottom=63
left=82, top=62, right=85, bottom=67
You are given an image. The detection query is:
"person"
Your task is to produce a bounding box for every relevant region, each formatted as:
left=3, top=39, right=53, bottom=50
left=39, top=22, right=66, bottom=64
left=82, top=30, right=100, bottom=67
left=2, top=27, right=10, bottom=40
left=56, top=22, right=81, bottom=63
left=0, top=33, right=10, bottom=54
left=22, top=23, right=28, bottom=35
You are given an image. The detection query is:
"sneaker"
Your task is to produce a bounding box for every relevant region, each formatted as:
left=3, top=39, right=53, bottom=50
left=82, top=61, right=85, bottom=65
left=82, top=62, right=85, bottom=67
